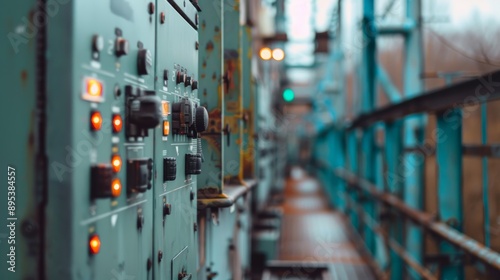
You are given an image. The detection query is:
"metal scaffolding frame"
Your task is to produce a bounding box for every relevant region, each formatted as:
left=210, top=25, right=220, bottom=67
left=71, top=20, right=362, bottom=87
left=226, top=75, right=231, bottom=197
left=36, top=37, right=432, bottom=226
left=312, top=0, right=500, bottom=279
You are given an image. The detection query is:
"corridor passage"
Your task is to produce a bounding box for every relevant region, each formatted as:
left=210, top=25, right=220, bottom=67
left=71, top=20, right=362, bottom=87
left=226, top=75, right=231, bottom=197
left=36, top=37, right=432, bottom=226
left=274, top=168, right=378, bottom=279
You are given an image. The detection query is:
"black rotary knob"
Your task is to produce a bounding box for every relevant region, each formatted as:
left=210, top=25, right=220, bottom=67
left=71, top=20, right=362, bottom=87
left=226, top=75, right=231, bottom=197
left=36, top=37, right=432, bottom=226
left=195, top=106, right=208, bottom=133
left=137, top=49, right=153, bottom=76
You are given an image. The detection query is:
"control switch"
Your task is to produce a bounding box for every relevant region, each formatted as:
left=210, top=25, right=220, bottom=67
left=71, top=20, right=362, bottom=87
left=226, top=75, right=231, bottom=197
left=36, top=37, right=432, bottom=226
left=172, top=99, right=194, bottom=135
left=163, top=157, right=177, bottom=182
left=126, top=87, right=162, bottom=137
left=127, top=158, right=153, bottom=193
left=91, top=164, right=114, bottom=198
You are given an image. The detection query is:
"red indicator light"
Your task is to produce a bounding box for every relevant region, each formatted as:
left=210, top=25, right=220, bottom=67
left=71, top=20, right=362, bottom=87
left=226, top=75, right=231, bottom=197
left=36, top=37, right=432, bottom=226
left=89, top=234, right=101, bottom=255
left=90, top=111, right=103, bottom=131
left=111, top=155, right=122, bottom=173
left=111, top=178, right=122, bottom=197
left=112, top=114, right=123, bottom=133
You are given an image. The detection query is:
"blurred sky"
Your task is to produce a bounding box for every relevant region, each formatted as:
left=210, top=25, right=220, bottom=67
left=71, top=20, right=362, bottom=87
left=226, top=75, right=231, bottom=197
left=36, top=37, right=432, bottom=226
left=284, top=0, right=500, bottom=67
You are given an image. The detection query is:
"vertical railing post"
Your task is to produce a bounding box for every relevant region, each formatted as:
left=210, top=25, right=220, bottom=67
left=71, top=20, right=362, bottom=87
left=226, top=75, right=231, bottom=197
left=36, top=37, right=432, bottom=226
left=403, top=1, right=425, bottom=277
left=385, top=120, right=404, bottom=279
left=436, top=109, right=464, bottom=280
left=361, top=0, right=376, bottom=255
left=347, top=130, right=360, bottom=230
left=335, top=129, right=347, bottom=212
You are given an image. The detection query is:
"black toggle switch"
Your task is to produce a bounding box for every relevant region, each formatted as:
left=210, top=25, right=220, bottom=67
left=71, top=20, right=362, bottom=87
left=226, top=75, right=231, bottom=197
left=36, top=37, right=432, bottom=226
left=163, top=69, right=169, bottom=86
left=185, top=154, right=201, bottom=175
left=137, top=49, right=153, bottom=76
left=127, top=158, right=153, bottom=193
left=172, top=98, right=194, bottom=135
left=115, top=37, right=129, bottom=57
left=92, top=35, right=104, bottom=52
left=90, top=164, right=114, bottom=199
left=184, top=75, right=191, bottom=87
left=163, top=203, right=172, bottom=216
left=176, top=71, right=183, bottom=85
left=163, top=157, right=177, bottom=182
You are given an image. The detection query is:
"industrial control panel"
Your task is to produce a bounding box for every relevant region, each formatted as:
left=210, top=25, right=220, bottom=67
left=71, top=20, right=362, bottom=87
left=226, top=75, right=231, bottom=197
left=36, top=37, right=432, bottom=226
left=37, top=0, right=205, bottom=279
left=0, top=0, right=282, bottom=279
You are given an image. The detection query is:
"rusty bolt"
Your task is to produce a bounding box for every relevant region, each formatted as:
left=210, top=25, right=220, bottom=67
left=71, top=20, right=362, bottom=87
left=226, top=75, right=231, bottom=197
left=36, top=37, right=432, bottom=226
left=147, top=258, right=152, bottom=270
left=158, top=250, right=163, bottom=262
left=160, top=12, right=165, bottom=24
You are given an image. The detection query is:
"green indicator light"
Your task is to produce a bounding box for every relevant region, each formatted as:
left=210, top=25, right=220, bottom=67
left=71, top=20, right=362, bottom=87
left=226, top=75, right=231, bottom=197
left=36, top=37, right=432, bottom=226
left=283, top=89, right=294, bottom=102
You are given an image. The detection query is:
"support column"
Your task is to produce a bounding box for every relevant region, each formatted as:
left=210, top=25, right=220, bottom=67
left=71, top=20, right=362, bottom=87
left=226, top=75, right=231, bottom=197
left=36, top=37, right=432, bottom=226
left=403, top=1, right=425, bottom=278
left=361, top=0, right=377, bottom=255
left=436, top=109, right=464, bottom=280
left=385, top=121, right=404, bottom=280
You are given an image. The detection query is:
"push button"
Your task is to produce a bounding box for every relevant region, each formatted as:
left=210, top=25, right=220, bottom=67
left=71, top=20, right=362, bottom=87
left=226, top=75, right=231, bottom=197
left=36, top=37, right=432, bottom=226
left=115, top=37, right=129, bottom=57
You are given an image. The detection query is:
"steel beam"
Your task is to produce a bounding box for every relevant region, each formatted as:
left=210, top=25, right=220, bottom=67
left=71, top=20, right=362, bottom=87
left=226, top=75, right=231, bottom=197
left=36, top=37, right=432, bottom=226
left=349, top=70, right=500, bottom=129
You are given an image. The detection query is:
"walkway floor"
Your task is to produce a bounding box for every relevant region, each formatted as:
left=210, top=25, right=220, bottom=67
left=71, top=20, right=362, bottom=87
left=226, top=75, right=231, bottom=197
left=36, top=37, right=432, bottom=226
left=275, top=168, right=377, bottom=279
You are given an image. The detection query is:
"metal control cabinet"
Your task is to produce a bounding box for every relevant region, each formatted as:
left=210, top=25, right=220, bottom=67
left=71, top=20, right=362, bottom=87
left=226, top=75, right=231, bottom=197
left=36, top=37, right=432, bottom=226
left=44, top=0, right=157, bottom=278
left=152, top=2, right=200, bottom=279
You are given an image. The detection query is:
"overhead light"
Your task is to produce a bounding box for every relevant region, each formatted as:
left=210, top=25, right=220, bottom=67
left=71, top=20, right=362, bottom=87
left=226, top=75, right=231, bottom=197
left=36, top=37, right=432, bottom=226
left=259, top=47, right=272, bottom=60
left=272, top=48, right=285, bottom=61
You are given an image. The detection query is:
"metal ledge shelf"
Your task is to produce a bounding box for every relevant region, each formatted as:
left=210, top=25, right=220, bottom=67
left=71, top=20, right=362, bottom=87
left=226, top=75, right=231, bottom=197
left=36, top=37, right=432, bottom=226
left=197, top=179, right=258, bottom=209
